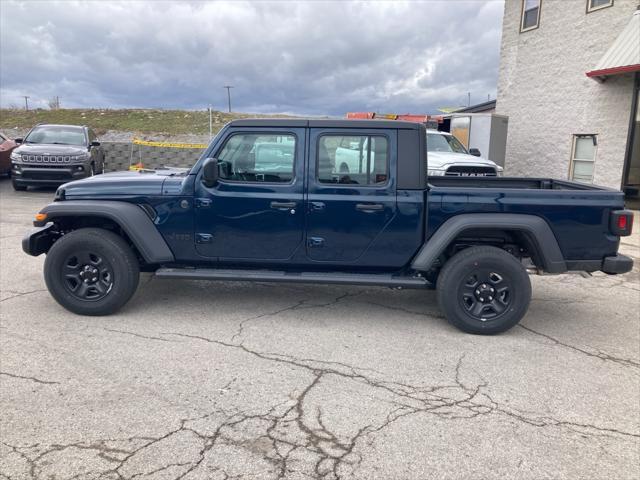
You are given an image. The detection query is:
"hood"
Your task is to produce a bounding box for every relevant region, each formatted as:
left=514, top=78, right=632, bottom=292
left=427, top=151, right=498, bottom=170
left=59, top=167, right=188, bottom=198
left=15, top=143, right=88, bottom=156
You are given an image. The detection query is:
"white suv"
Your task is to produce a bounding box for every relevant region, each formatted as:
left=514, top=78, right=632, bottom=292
left=426, top=129, right=503, bottom=177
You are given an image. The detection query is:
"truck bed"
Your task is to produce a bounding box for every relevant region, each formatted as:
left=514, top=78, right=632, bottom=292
left=427, top=176, right=614, bottom=191
left=425, top=176, right=627, bottom=268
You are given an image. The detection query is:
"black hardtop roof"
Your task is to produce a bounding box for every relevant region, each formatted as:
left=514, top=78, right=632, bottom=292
left=228, top=118, right=422, bottom=130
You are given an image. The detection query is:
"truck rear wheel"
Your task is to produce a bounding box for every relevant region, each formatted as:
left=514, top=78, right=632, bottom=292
left=437, top=246, right=531, bottom=334
left=44, top=228, right=140, bottom=315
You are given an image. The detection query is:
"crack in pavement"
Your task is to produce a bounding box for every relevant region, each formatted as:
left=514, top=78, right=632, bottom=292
left=519, top=325, right=640, bottom=369
left=0, top=289, right=47, bottom=303
left=0, top=371, right=59, bottom=385
left=230, top=292, right=364, bottom=342
left=2, top=339, right=637, bottom=479
left=102, top=328, right=177, bottom=343
left=365, top=300, right=445, bottom=319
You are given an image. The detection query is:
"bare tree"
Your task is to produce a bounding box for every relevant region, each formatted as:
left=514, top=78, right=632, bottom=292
left=48, top=96, right=60, bottom=110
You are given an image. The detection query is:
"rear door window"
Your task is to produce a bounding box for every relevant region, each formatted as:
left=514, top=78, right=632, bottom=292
left=317, top=135, right=388, bottom=185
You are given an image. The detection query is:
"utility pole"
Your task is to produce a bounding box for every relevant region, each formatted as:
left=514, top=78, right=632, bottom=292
left=22, top=96, right=30, bottom=111
left=208, top=105, right=213, bottom=139
left=223, top=85, right=234, bottom=113
left=467, top=92, right=471, bottom=107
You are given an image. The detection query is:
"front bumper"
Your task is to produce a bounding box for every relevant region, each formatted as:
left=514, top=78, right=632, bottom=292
left=22, top=223, right=56, bottom=257
left=601, top=254, right=634, bottom=275
left=12, top=163, right=89, bottom=186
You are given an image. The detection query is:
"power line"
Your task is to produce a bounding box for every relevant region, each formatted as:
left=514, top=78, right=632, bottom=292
left=223, top=85, right=234, bottom=113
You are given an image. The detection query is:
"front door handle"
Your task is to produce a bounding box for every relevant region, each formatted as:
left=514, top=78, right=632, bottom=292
left=356, top=203, right=384, bottom=212
left=270, top=201, right=296, bottom=209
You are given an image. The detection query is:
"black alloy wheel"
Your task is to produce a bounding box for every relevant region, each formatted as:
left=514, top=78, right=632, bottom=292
left=460, top=270, right=512, bottom=321
left=44, top=228, right=140, bottom=315
left=62, top=250, right=114, bottom=301
left=437, top=245, right=531, bottom=334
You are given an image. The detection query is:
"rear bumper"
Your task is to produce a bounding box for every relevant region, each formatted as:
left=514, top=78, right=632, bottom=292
left=602, top=254, right=634, bottom=275
left=566, top=254, right=634, bottom=274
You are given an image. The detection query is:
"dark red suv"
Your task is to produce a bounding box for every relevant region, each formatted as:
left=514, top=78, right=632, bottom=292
left=0, top=131, right=18, bottom=176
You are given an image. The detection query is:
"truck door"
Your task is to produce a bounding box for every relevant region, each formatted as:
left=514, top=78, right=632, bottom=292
left=305, top=128, right=397, bottom=263
left=194, top=127, right=305, bottom=261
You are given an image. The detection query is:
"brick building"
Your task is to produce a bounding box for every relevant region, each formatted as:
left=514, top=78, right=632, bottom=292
left=497, top=0, right=640, bottom=193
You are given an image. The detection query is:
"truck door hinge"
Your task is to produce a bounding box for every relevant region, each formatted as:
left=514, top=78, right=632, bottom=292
left=195, top=198, right=212, bottom=208
left=196, top=233, right=213, bottom=244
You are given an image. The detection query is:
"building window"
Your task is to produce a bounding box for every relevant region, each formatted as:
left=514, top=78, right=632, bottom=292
left=570, top=135, right=597, bottom=183
left=520, top=0, right=541, bottom=32
left=587, top=0, right=613, bottom=13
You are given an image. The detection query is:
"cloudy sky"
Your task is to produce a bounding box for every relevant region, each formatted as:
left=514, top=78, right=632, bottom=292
left=0, top=0, right=504, bottom=115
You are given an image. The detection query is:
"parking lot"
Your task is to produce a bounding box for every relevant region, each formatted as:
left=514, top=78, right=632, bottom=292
left=0, top=177, right=638, bottom=480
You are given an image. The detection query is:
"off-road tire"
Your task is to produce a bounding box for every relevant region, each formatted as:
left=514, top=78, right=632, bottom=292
left=44, top=228, right=140, bottom=315
left=437, top=245, right=531, bottom=335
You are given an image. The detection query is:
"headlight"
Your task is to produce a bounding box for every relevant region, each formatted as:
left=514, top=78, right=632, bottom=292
left=10, top=151, right=21, bottom=161
left=74, top=152, right=90, bottom=162
left=496, top=166, right=504, bottom=177
left=428, top=169, right=445, bottom=176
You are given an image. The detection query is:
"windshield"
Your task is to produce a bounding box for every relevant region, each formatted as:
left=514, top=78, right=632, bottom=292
left=427, top=133, right=468, bottom=154
left=24, top=126, right=86, bottom=146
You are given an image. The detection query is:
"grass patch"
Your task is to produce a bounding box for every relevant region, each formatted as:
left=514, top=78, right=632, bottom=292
left=0, top=108, right=294, bottom=136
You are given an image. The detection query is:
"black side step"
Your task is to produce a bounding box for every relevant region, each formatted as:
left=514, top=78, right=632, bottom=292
left=155, top=268, right=431, bottom=289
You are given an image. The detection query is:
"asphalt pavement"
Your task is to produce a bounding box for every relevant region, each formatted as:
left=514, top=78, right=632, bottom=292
left=1, top=178, right=638, bottom=480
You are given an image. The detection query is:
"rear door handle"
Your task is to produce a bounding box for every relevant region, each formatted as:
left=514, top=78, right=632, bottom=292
left=270, top=201, right=296, bottom=209
left=356, top=203, right=384, bottom=212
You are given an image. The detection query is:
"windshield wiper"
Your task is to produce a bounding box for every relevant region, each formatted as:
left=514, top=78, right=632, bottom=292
left=50, top=142, right=72, bottom=145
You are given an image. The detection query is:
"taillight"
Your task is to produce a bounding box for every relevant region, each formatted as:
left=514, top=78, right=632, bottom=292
left=618, top=215, right=627, bottom=230
left=610, top=210, right=633, bottom=236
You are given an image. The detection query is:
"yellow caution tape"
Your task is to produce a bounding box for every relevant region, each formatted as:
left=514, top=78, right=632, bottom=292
left=132, top=138, right=207, bottom=149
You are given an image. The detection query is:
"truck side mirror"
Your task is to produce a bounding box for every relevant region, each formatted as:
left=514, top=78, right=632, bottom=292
left=469, top=148, right=481, bottom=157
left=202, top=157, right=219, bottom=187
left=14, top=138, right=22, bottom=144
left=91, top=141, right=101, bottom=147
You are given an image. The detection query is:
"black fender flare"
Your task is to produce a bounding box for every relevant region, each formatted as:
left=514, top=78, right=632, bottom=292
left=410, top=213, right=567, bottom=273
left=34, top=201, right=174, bottom=264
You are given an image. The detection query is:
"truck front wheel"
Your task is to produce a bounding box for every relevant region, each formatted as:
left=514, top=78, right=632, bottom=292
left=44, top=228, right=140, bottom=315
left=436, top=246, right=531, bottom=335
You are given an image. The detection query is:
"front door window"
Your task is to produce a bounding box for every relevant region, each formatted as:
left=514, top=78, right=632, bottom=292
left=217, top=133, right=295, bottom=183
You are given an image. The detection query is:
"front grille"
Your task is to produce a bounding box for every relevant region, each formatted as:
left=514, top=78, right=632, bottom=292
left=22, top=169, right=73, bottom=180
left=445, top=166, right=497, bottom=177
left=21, top=154, right=79, bottom=163
left=21, top=163, right=73, bottom=169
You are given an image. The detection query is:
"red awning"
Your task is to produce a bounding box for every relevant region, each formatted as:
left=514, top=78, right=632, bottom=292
left=586, top=9, right=640, bottom=80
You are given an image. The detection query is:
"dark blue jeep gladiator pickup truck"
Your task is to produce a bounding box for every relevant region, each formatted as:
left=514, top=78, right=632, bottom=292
left=22, top=119, right=634, bottom=334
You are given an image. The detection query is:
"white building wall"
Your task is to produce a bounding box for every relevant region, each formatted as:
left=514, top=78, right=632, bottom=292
left=497, top=0, right=638, bottom=188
